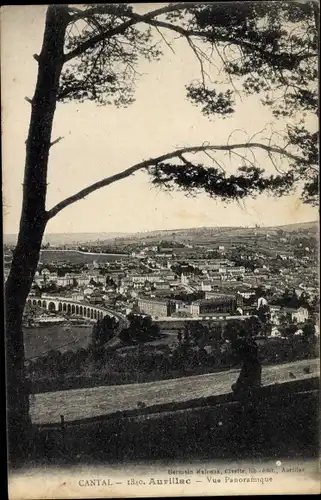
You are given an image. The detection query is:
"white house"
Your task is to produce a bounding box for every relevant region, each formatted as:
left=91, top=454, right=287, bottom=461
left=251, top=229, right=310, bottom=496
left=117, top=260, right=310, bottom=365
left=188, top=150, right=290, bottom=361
left=71, top=291, right=84, bottom=302
left=237, top=289, right=256, bottom=300
left=199, top=281, right=212, bottom=292
left=269, top=327, right=283, bottom=338
left=290, top=307, right=309, bottom=323
left=181, top=273, right=189, bottom=285
left=257, top=297, right=268, bottom=308
left=271, top=306, right=309, bottom=325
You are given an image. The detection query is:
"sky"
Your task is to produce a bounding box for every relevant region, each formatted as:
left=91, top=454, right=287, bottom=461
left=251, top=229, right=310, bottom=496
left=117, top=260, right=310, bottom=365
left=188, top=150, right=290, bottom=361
left=1, top=4, right=318, bottom=235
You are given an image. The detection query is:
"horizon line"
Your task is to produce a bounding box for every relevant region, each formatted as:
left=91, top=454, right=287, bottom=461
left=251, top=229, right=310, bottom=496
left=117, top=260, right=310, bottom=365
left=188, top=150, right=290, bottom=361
left=3, top=219, right=318, bottom=237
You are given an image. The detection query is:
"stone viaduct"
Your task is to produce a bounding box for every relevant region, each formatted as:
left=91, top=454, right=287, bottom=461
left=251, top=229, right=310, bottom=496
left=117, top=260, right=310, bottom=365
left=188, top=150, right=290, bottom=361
left=27, top=294, right=118, bottom=322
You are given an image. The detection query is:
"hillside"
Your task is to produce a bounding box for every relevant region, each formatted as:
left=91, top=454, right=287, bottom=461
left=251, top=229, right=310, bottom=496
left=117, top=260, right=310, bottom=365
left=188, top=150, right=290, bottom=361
left=30, top=359, right=319, bottom=425
left=265, top=221, right=318, bottom=232
left=4, top=220, right=317, bottom=246
left=111, top=220, right=318, bottom=245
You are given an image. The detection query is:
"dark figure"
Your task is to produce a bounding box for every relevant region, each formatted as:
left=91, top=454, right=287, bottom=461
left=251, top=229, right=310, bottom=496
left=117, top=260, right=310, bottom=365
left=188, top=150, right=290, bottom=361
left=231, top=338, right=262, bottom=399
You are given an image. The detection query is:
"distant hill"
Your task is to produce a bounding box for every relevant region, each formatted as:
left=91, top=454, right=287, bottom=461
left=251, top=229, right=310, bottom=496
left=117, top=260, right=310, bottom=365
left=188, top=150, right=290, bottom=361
left=3, top=232, right=131, bottom=246
left=111, top=220, right=318, bottom=243
left=3, top=220, right=317, bottom=246
left=265, top=221, right=318, bottom=232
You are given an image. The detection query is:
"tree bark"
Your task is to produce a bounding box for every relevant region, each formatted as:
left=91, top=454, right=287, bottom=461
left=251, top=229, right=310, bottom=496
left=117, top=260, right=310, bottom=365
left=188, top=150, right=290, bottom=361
left=5, top=6, right=69, bottom=467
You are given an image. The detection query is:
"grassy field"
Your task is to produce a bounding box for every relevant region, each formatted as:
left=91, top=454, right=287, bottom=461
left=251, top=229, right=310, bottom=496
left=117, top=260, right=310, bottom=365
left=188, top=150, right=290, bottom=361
left=39, top=249, right=129, bottom=264
left=30, top=358, right=319, bottom=425
left=24, top=324, right=92, bottom=360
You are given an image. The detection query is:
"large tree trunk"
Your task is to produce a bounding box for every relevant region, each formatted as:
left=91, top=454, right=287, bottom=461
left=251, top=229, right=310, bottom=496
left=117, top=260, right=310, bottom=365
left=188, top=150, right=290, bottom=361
left=5, top=6, right=69, bottom=467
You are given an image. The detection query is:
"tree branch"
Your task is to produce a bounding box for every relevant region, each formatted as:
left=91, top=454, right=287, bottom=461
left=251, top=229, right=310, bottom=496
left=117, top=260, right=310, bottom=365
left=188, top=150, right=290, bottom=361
left=185, top=36, right=206, bottom=87
left=128, top=15, right=317, bottom=68
left=154, top=26, right=176, bottom=55
left=50, top=136, right=64, bottom=148
left=67, top=3, right=305, bottom=66
left=47, top=142, right=309, bottom=220
left=64, top=18, right=136, bottom=62
left=64, top=3, right=192, bottom=63
left=178, top=154, right=193, bottom=167
left=64, top=2, right=317, bottom=87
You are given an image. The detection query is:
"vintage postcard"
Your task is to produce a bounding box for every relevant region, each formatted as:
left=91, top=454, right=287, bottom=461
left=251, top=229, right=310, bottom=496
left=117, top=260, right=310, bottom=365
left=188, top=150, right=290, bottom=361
left=2, top=2, right=320, bottom=498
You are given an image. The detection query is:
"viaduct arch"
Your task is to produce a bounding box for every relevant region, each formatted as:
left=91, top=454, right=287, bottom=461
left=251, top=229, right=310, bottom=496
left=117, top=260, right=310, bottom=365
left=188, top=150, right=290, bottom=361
left=26, top=295, right=116, bottom=322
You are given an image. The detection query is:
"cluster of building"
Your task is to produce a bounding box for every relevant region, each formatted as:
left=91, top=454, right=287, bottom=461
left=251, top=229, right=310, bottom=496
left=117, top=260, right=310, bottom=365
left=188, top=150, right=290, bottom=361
left=4, top=229, right=318, bottom=340
left=136, top=291, right=241, bottom=319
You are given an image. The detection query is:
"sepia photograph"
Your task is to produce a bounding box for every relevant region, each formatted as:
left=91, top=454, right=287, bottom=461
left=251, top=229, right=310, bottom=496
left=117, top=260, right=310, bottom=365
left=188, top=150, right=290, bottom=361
left=1, top=2, right=320, bottom=498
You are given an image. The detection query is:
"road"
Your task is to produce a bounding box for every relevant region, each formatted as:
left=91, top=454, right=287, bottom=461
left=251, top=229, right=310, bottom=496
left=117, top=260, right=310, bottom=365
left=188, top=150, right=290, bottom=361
left=30, top=358, right=319, bottom=425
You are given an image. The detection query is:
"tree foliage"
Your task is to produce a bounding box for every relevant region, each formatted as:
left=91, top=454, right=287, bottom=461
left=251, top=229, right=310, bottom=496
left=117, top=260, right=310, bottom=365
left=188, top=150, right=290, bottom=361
left=59, top=5, right=162, bottom=106
left=223, top=316, right=262, bottom=345
left=91, top=315, right=118, bottom=348
left=51, top=1, right=319, bottom=209
left=302, top=321, right=316, bottom=340
left=273, top=288, right=312, bottom=309
left=120, top=313, right=160, bottom=344
left=150, top=162, right=296, bottom=200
